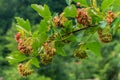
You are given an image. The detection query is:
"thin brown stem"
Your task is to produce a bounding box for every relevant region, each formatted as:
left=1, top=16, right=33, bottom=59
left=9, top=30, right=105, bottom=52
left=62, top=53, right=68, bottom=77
left=62, top=24, right=98, bottom=37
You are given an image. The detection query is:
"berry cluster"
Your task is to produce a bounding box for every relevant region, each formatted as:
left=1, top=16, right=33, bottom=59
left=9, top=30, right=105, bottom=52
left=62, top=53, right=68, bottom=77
left=53, top=13, right=67, bottom=27
left=15, top=32, right=33, bottom=54
left=74, top=49, right=87, bottom=59
left=98, top=29, right=112, bottom=43
left=106, top=11, right=115, bottom=25
left=40, top=53, right=53, bottom=65
left=76, top=8, right=92, bottom=27
left=18, top=63, right=33, bottom=76
left=40, top=42, right=56, bottom=64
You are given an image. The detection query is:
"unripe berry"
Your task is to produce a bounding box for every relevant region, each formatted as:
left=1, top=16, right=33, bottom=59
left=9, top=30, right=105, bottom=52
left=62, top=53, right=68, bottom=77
left=15, top=32, right=21, bottom=42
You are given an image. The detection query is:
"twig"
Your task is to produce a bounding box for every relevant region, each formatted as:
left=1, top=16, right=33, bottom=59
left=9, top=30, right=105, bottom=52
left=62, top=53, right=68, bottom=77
left=62, top=24, right=98, bottom=37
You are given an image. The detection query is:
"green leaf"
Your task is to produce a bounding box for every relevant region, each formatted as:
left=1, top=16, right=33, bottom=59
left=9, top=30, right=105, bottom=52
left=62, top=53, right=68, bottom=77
left=99, top=21, right=107, bottom=29
left=31, top=4, right=44, bottom=15
left=31, top=4, right=51, bottom=20
left=64, top=5, right=77, bottom=18
left=55, top=41, right=66, bottom=56
left=88, top=9, right=103, bottom=24
left=6, top=51, right=27, bottom=64
left=43, top=4, right=51, bottom=19
left=112, top=0, right=120, bottom=12
left=101, top=0, right=115, bottom=12
left=86, top=42, right=101, bottom=56
left=75, top=31, right=84, bottom=42
left=65, top=0, right=73, bottom=5
left=15, top=17, right=31, bottom=32
left=111, top=16, right=120, bottom=34
left=65, top=34, right=77, bottom=42
left=39, top=33, right=48, bottom=46
left=73, top=0, right=88, bottom=7
left=37, top=20, right=48, bottom=46
left=39, top=20, right=48, bottom=33
left=30, top=58, right=40, bottom=68
left=63, top=20, right=73, bottom=32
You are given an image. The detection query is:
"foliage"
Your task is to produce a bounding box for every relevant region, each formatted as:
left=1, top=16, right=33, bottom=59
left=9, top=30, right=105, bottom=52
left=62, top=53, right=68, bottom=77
left=3, top=0, right=120, bottom=79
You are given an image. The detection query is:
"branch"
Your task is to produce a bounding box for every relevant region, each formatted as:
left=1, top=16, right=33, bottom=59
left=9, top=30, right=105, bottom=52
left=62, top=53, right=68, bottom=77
left=62, top=24, right=98, bottom=37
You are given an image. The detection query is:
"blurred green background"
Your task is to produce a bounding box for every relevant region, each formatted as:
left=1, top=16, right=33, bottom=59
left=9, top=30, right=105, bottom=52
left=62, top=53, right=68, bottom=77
left=0, top=0, right=120, bottom=80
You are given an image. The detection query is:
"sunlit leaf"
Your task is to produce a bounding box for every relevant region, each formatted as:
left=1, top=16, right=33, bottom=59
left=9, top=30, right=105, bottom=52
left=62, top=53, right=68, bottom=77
left=31, top=4, right=51, bottom=20
left=15, top=17, right=31, bottom=32
left=101, top=0, right=115, bottom=12
left=39, top=20, right=48, bottom=33
left=6, top=51, right=28, bottom=64
left=30, top=58, right=40, bottom=68
left=64, top=5, right=77, bottom=18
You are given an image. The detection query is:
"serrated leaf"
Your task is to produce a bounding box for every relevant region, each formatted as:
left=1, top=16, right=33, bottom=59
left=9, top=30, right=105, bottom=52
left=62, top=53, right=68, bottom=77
left=39, top=20, right=48, bottom=33
left=16, top=25, right=28, bottom=33
left=37, top=20, right=48, bottom=46
left=30, top=58, right=40, bottom=68
left=31, top=4, right=44, bottom=16
left=31, top=4, right=51, bottom=20
left=15, top=17, right=31, bottom=32
left=43, top=4, right=51, bottom=19
left=6, top=51, right=27, bottom=64
left=101, top=0, right=115, bottom=12
left=86, top=42, right=101, bottom=56
left=55, top=41, right=66, bottom=56
left=64, top=5, right=77, bottom=18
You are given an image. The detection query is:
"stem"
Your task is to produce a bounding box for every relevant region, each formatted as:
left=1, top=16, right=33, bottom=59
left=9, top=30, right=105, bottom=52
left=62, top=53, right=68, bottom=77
left=62, top=24, right=98, bottom=37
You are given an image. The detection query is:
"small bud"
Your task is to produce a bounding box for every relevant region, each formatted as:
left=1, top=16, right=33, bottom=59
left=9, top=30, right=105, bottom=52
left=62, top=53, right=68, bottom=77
left=15, top=32, right=21, bottom=42
left=76, top=2, right=81, bottom=6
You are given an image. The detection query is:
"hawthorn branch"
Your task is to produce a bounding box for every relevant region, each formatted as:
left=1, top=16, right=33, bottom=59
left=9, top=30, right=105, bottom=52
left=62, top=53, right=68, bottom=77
left=62, top=24, right=98, bottom=37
